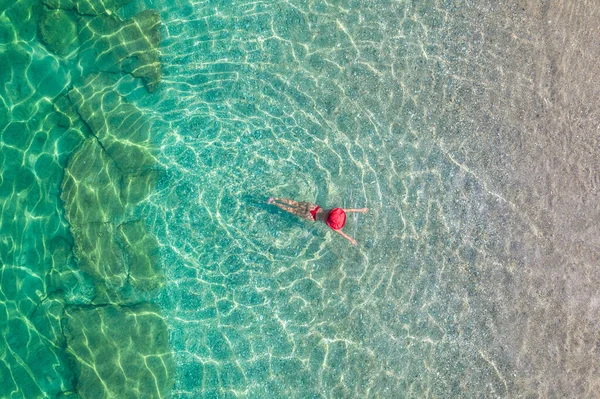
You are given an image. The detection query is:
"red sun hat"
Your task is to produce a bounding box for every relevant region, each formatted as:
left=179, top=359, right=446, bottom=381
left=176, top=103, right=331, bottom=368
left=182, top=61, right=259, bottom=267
left=326, top=208, right=346, bottom=230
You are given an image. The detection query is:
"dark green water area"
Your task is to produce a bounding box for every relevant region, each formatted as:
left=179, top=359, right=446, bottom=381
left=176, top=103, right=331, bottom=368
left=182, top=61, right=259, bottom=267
left=0, top=0, right=173, bottom=397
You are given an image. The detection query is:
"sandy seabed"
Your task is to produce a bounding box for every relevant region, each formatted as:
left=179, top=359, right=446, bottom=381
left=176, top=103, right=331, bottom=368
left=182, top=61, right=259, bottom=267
left=443, top=1, right=600, bottom=396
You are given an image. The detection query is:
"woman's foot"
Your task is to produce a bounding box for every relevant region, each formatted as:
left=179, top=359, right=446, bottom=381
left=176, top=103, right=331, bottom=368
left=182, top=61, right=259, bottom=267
left=268, top=197, right=275, bottom=204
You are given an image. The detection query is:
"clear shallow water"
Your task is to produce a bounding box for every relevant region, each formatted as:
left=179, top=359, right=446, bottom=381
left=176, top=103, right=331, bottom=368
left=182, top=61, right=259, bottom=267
left=2, top=0, right=599, bottom=398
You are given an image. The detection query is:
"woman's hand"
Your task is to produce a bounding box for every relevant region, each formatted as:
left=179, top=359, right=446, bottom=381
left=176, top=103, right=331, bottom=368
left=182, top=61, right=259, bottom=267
left=335, top=229, right=358, bottom=246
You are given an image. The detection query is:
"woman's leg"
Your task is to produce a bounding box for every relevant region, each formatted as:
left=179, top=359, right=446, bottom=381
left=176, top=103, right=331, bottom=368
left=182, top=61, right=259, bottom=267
left=268, top=198, right=316, bottom=220
left=272, top=198, right=301, bottom=207
left=271, top=202, right=298, bottom=214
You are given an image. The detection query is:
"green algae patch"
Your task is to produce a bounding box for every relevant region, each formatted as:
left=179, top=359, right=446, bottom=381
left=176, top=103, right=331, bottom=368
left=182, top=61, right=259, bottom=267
left=63, top=304, right=174, bottom=399
left=0, top=14, right=16, bottom=44
left=1, top=299, right=76, bottom=398
left=5, top=0, right=42, bottom=41
left=39, top=9, right=79, bottom=56
left=2, top=121, right=30, bottom=148
left=0, top=45, right=31, bottom=94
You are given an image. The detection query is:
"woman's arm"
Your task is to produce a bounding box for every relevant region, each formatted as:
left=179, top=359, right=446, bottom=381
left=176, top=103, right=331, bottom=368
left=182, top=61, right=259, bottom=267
left=342, top=208, right=368, bottom=213
left=334, top=229, right=357, bottom=246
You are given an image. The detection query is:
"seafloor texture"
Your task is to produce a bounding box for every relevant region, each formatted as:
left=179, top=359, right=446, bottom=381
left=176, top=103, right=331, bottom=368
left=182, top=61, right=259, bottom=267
left=1, top=0, right=599, bottom=398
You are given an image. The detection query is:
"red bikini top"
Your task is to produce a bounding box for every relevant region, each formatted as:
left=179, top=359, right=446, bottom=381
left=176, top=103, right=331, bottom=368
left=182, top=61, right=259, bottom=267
left=310, top=206, right=320, bottom=220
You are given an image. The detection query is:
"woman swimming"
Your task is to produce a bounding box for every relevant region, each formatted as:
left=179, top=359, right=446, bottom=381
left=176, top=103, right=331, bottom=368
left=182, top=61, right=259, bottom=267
left=268, top=197, right=368, bottom=246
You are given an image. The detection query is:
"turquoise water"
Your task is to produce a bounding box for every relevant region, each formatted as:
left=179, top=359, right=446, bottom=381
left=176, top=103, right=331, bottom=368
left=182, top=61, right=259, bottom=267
left=2, top=0, right=599, bottom=398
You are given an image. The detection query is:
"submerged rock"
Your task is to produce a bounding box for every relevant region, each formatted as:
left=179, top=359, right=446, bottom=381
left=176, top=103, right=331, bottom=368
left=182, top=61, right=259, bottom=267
left=120, top=168, right=159, bottom=205
left=41, top=0, right=162, bottom=91
left=39, top=9, right=79, bottom=56
left=59, top=74, right=161, bottom=303
left=63, top=303, right=174, bottom=399
left=61, top=138, right=125, bottom=226
left=124, top=10, right=162, bottom=92
left=77, top=11, right=162, bottom=92
left=43, top=0, right=134, bottom=16
left=71, top=221, right=128, bottom=300
left=61, top=136, right=162, bottom=303
left=61, top=138, right=126, bottom=302
left=119, top=219, right=163, bottom=292
left=67, top=74, right=157, bottom=171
